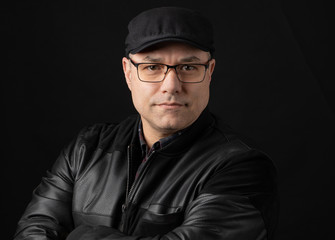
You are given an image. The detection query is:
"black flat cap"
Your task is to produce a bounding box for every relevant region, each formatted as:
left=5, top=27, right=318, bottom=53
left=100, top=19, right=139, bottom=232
left=125, top=7, right=215, bottom=56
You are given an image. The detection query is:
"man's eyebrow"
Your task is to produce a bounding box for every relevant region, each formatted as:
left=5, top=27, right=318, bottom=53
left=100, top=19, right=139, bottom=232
left=179, top=56, right=201, bottom=62
left=141, top=55, right=202, bottom=63
left=142, top=56, right=163, bottom=62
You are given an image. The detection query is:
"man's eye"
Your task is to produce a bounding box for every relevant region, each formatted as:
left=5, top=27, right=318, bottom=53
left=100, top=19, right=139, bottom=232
left=180, top=65, right=197, bottom=71
left=144, top=64, right=162, bottom=71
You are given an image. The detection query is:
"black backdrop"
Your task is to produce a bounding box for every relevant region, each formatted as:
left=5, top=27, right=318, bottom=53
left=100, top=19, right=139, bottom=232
left=4, top=0, right=334, bottom=239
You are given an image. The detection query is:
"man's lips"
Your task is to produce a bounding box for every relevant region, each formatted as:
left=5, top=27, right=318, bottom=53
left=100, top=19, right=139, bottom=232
left=156, top=102, right=185, bottom=109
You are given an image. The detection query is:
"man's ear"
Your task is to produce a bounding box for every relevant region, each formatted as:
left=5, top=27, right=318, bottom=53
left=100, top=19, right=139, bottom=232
left=208, top=58, right=216, bottom=82
left=122, top=57, right=132, bottom=91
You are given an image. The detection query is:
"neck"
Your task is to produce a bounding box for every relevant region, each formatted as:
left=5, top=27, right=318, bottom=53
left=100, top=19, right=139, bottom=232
left=141, top=123, right=178, bottom=149
left=143, top=129, right=174, bottom=149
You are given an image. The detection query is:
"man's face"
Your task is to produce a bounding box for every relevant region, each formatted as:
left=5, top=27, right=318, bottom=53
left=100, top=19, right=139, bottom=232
left=122, top=42, right=215, bottom=138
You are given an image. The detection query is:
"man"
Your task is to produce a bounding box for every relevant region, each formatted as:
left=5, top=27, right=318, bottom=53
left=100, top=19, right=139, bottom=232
left=14, top=7, right=278, bottom=240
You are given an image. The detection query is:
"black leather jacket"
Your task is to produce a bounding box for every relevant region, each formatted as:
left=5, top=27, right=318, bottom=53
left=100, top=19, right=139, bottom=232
left=14, top=109, right=278, bottom=240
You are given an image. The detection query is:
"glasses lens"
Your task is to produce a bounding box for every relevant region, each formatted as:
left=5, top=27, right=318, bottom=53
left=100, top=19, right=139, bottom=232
left=176, top=64, right=206, bottom=82
left=138, top=64, right=167, bottom=82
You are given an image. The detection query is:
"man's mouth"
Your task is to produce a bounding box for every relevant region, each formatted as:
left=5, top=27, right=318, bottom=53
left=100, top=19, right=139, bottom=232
left=156, top=102, right=185, bottom=109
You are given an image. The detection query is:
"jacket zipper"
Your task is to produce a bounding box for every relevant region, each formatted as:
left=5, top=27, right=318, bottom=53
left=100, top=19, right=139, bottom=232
left=120, top=145, right=132, bottom=232
left=120, top=145, right=155, bottom=233
left=128, top=151, right=155, bottom=203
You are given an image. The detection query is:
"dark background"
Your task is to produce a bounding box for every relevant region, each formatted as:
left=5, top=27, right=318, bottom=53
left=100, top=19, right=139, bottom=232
left=3, top=0, right=334, bottom=239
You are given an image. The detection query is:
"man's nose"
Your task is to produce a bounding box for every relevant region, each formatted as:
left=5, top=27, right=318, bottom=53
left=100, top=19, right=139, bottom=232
left=160, top=68, right=182, bottom=94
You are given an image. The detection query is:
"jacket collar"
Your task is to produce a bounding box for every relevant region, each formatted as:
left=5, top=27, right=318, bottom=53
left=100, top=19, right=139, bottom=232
left=130, top=107, right=215, bottom=155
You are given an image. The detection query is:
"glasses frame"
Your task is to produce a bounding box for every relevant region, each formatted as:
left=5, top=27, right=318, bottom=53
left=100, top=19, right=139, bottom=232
left=128, top=58, right=210, bottom=83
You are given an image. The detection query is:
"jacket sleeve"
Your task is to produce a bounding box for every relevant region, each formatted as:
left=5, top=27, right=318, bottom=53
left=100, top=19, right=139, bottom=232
left=13, top=135, right=81, bottom=240
left=65, top=149, right=279, bottom=240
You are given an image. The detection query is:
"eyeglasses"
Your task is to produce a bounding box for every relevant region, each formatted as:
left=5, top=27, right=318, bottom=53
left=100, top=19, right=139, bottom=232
left=129, top=58, right=210, bottom=83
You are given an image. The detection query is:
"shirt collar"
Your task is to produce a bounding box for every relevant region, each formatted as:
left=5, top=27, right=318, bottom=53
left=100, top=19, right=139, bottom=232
left=138, top=120, right=183, bottom=157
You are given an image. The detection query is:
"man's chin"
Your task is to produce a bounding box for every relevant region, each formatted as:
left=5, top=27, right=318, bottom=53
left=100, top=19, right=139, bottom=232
left=155, top=118, right=191, bottom=134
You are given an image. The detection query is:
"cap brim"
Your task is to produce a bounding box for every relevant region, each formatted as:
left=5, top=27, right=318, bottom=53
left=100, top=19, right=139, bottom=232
left=128, top=37, right=211, bottom=55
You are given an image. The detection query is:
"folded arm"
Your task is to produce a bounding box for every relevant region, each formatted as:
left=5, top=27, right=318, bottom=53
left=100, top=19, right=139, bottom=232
left=66, top=150, right=278, bottom=240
